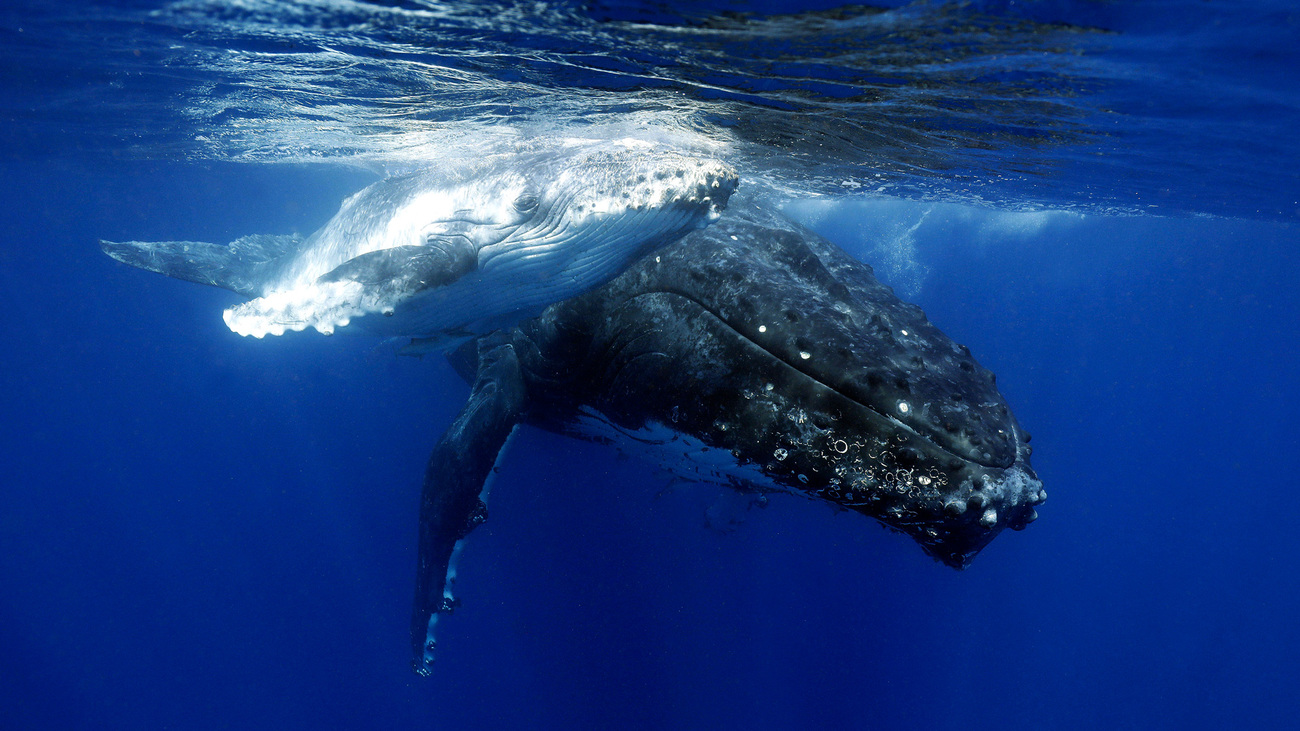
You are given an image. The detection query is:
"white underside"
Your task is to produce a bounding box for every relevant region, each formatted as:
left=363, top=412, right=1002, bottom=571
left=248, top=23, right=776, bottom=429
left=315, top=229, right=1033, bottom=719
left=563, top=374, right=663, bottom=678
left=223, top=207, right=698, bottom=342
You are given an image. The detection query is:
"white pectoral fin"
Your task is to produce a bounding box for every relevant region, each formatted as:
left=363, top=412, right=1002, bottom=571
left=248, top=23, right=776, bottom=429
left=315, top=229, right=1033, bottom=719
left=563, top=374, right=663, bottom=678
left=223, top=243, right=480, bottom=338
left=223, top=280, right=369, bottom=337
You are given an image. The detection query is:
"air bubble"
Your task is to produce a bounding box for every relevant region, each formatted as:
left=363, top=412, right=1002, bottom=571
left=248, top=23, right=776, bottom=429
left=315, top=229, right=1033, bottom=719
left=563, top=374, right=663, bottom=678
left=799, top=351, right=811, bottom=360
left=758, top=325, right=767, bottom=333
left=774, top=448, right=788, bottom=461
left=898, top=401, right=910, bottom=414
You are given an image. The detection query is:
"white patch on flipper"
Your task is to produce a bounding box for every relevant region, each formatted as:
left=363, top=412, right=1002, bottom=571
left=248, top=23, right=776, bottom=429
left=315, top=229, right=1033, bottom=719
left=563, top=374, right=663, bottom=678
left=223, top=280, right=399, bottom=337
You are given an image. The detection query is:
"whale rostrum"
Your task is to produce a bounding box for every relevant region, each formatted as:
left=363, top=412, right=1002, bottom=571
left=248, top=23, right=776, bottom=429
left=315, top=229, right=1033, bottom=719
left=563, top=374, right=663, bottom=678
left=413, top=198, right=1043, bottom=675
left=102, top=140, right=739, bottom=350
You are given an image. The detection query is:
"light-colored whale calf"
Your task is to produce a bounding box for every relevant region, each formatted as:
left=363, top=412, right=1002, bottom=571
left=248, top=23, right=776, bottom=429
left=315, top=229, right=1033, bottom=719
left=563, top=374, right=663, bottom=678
left=102, top=141, right=738, bottom=349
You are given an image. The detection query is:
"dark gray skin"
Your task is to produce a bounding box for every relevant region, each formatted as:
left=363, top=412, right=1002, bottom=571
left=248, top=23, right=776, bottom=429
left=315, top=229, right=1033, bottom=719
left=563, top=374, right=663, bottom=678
left=413, top=198, right=1044, bottom=675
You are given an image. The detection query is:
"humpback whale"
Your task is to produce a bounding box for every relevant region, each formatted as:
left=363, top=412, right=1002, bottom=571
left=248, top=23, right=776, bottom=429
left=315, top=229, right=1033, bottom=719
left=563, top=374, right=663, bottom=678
left=101, top=141, right=738, bottom=349
left=413, top=198, right=1044, bottom=675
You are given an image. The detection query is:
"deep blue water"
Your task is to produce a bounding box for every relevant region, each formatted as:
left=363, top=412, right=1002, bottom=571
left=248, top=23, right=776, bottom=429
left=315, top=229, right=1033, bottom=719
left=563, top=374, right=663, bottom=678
left=3, top=2, right=1299, bottom=730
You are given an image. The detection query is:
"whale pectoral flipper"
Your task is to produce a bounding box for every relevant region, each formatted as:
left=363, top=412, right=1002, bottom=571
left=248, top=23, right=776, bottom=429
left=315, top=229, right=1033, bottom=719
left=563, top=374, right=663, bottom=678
left=224, top=242, right=481, bottom=338
left=412, top=334, right=525, bottom=676
left=317, top=241, right=476, bottom=293
left=100, top=234, right=302, bottom=298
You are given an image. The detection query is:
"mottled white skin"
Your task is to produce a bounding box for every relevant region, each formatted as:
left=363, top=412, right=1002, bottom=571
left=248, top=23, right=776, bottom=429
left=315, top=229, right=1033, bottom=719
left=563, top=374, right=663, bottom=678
left=223, top=139, right=737, bottom=345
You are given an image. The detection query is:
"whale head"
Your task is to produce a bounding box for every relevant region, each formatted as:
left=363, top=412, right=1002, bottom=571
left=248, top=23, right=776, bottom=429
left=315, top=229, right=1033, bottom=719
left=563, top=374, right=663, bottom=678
left=650, top=207, right=1045, bottom=567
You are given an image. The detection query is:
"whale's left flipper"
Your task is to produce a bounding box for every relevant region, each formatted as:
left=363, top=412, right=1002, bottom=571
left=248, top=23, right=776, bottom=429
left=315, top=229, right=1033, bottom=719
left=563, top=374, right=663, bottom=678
left=411, top=334, right=526, bottom=676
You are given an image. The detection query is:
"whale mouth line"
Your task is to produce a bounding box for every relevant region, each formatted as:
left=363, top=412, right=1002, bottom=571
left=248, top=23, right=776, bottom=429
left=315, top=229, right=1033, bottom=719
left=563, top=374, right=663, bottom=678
left=634, top=288, right=991, bottom=469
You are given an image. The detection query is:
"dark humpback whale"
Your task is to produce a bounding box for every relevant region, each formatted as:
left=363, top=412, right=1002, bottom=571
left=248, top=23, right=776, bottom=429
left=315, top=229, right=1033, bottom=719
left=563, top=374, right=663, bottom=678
left=414, top=198, right=1044, bottom=675
left=101, top=140, right=738, bottom=349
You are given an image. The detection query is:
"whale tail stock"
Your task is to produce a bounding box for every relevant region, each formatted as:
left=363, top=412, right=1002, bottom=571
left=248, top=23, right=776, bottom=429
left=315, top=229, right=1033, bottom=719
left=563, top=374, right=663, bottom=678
left=99, top=233, right=303, bottom=298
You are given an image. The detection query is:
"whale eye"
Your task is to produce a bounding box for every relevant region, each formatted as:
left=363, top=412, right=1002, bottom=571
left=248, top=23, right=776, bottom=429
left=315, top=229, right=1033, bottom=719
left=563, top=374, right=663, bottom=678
left=513, top=193, right=539, bottom=213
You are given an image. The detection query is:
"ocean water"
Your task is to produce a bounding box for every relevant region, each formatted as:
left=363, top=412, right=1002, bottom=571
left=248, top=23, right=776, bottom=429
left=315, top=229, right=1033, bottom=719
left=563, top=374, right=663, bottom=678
left=2, top=1, right=1297, bottom=729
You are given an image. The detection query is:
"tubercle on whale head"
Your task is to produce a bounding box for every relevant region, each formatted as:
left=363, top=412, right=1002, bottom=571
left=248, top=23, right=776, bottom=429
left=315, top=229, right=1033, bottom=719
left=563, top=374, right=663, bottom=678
left=557, top=147, right=739, bottom=222
left=702, top=169, right=739, bottom=221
